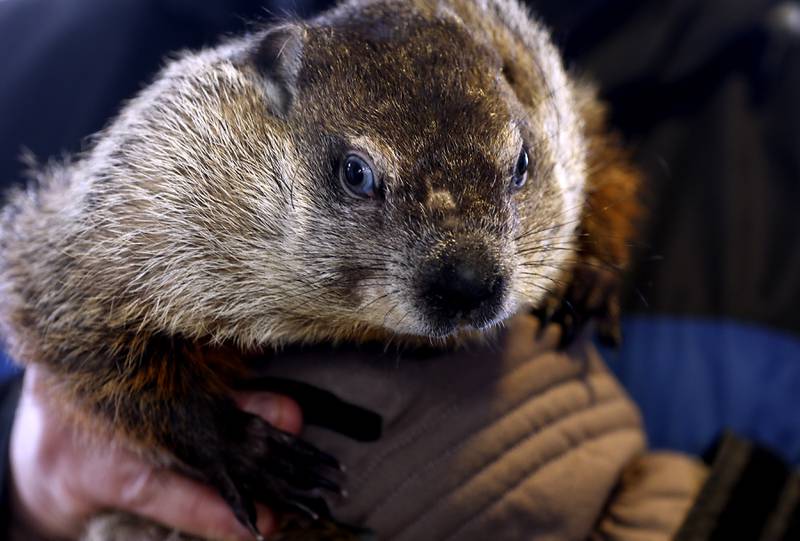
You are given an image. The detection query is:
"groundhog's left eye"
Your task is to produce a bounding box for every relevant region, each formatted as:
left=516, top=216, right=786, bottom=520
left=340, top=152, right=377, bottom=199
left=510, top=147, right=529, bottom=192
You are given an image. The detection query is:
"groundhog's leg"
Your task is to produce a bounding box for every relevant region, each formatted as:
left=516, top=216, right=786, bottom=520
left=534, top=95, right=641, bottom=348
left=167, top=397, right=341, bottom=532
left=60, top=334, right=343, bottom=538
left=533, top=262, right=623, bottom=348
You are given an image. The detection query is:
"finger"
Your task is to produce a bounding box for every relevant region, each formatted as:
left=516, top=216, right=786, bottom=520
left=237, top=378, right=382, bottom=442
left=232, top=392, right=303, bottom=435
left=111, top=466, right=274, bottom=541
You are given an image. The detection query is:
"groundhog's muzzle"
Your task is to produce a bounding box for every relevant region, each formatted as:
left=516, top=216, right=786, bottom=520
left=416, top=236, right=507, bottom=333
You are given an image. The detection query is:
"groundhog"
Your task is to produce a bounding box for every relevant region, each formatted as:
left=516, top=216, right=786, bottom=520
left=0, top=0, right=639, bottom=539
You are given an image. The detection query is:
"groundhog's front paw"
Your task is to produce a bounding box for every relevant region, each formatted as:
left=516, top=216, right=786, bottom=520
left=207, top=409, right=343, bottom=539
left=533, top=263, right=622, bottom=349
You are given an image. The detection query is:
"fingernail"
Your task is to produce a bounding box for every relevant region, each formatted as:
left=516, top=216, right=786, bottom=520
left=261, top=396, right=284, bottom=427
left=239, top=394, right=283, bottom=426
left=235, top=392, right=302, bottom=434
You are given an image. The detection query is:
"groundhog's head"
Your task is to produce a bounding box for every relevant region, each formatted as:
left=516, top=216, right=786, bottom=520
left=81, top=2, right=587, bottom=346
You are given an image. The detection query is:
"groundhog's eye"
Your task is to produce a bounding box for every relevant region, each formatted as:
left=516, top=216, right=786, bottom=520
left=340, top=152, right=377, bottom=199
left=510, top=146, right=529, bottom=192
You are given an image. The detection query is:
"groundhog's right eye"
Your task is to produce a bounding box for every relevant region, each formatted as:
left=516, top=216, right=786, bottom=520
left=510, top=146, right=529, bottom=193
left=340, top=152, right=377, bottom=199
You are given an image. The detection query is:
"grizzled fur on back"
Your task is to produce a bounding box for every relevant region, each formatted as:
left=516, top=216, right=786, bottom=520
left=0, top=0, right=639, bottom=539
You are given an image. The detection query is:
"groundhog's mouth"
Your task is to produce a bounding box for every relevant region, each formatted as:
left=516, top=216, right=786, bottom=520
left=419, top=311, right=508, bottom=339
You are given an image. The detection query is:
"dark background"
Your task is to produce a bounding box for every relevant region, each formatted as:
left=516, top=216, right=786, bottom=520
left=1, top=0, right=798, bottom=461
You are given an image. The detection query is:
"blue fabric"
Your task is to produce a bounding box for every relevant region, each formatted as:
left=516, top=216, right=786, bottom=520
left=0, top=352, right=18, bottom=380
left=0, top=348, right=19, bottom=379
left=605, top=316, right=800, bottom=464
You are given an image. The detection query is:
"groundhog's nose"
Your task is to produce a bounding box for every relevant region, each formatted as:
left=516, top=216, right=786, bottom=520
left=419, top=242, right=506, bottom=330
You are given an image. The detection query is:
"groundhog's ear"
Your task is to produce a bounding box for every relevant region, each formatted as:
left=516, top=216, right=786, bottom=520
left=251, top=24, right=306, bottom=117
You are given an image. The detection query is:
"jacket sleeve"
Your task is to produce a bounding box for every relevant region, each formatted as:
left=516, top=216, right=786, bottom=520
left=0, top=373, right=23, bottom=536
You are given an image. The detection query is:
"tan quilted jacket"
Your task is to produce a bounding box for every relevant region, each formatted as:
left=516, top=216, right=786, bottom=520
left=264, top=315, right=708, bottom=541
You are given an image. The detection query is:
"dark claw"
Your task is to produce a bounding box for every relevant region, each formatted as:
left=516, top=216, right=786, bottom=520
left=279, top=464, right=343, bottom=495
left=206, top=409, right=347, bottom=540
left=297, top=498, right=329, bottom=521
left=250, top=524, right=267, bottom=541
left=279, top=492, right=332, bottom=521
left=241, top=411, right=343, bottom=475
left=553, top=305, right=587, bottom=349
left=305, top=471, right=344, bottom=495
left=213, top=469, right=264, bottom=540
left=279, top=432, right=343, bottom=471
left=557, top=314, right=578, bottom=348
left=252, top=417, right=343, bottom=489
left=596, top=318, right=622, bottom=348
left=533, top=265, right=622, bottom=350
left=531, top=304, right=554, bottom=329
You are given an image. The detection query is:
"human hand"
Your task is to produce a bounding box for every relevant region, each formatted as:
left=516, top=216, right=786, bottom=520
left=9, top=364, right=303, bottom=541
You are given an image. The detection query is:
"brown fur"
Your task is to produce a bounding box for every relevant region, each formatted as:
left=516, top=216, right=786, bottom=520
left=580, top=93, right=641, bottom=273
left=562, top=93, right=642, bottom=344
left=0, top=0, right=639, bottom=539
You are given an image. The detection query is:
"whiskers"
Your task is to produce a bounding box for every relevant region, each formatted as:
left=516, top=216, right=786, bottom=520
left=512, top=191, right=652, bottom=310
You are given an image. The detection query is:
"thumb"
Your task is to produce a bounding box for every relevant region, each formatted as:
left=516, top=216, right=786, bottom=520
left=107, top=463, right=274, bottom=541
left=232, top=391, right=303, bottom=435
